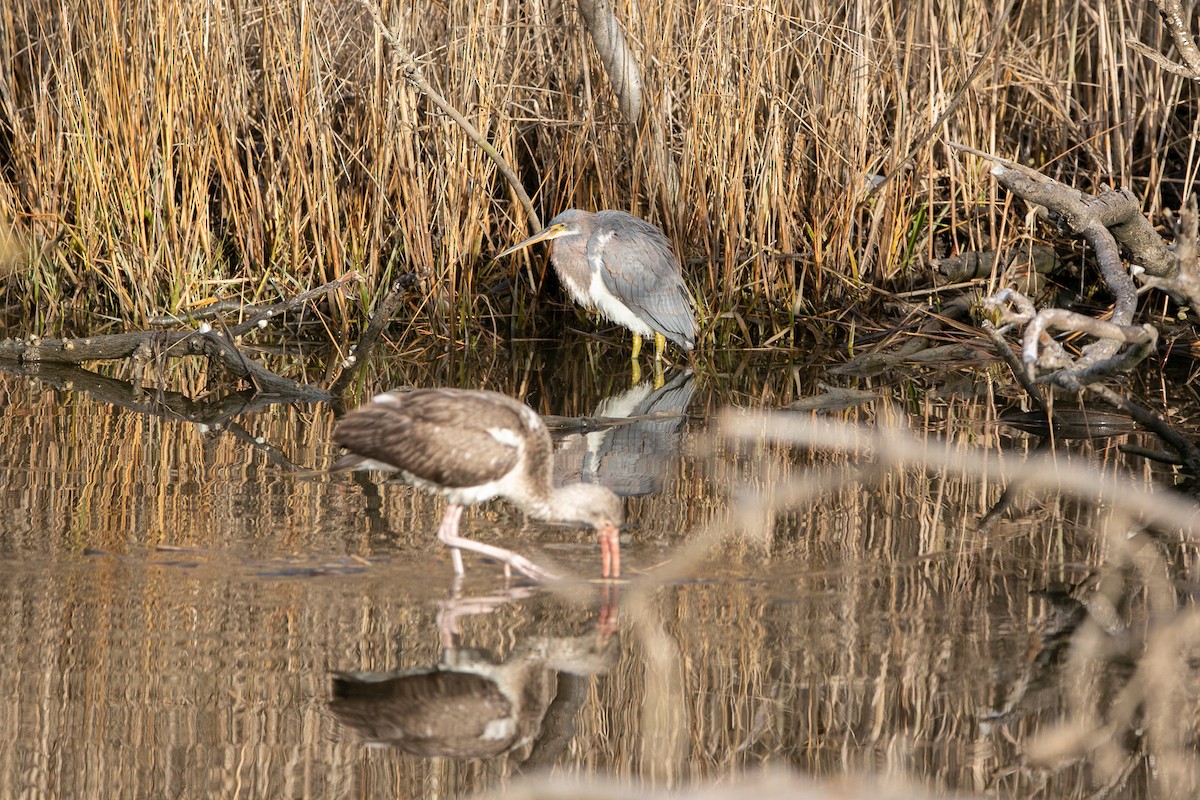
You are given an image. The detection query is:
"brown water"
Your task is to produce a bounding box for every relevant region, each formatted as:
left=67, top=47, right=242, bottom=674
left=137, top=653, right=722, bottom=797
left=1, top=347, right=1198, bottom=798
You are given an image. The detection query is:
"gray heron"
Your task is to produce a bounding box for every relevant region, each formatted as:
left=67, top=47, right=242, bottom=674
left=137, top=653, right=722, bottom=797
left=496, top=209, right=696, bottom=381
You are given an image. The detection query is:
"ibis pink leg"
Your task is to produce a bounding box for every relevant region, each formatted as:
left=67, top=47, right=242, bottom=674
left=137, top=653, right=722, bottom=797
left=435, top=504, right=559, bottom=582
left=600, top=524, right=621, bottom=579
left=437, top=505, right=466, bottom=575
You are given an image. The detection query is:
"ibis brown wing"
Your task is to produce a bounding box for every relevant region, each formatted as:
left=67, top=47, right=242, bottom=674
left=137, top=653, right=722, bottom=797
left=332, top=389, right=526, bottom=488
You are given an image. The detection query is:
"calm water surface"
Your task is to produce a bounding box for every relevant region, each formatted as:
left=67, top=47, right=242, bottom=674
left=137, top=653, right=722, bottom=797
left=0, top=349, right=1194, bottom=798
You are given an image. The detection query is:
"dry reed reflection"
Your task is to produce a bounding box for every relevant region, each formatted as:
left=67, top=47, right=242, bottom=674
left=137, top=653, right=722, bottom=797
left=330, top=585, right=618, bottom=760
left=2, top=361, right=1199, bottom=798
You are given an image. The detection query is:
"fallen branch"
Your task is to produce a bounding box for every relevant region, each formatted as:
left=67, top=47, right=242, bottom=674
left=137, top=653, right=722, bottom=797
left=943, top=144, right=1200, bottom=475
left=0, top=272, right=364, bottom=401
left=1128, top=0, right=1200, bottom=80
left=1085, top=382, right=1200, bottom=475
left=328, top=275, right=415, bottom=399
left=946, top=142, right=1177, bottom=279
left=1140, top=194, right=1200, bottom=309
left=985, top=288, right=1158, bottom=386
left=946, top=143, right=1168, bottom=383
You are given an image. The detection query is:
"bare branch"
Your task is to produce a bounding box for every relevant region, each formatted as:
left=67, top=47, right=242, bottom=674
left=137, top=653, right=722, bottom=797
left=1142, top=194, right=1200, bottom=308
left=946, top=142, right=1178, bottom=279
left=949, top=150, right=1199, bottom=476
left=990, top=165, right=1175, bottom=282
left=984, top=288, right=1157, bottom=388
left=329, top=276, right=413, bottom=398
left=1087, top=383, right=1200, bottom=474
left=0, top=274, right=365, bottom=401
left=573, top=0, right=680, bottom=205
left=1133, top=0, right=1200, bottom=78
left=575, top=0, right=643, bottom=123
left=1127, top=37, right=1200, bottom=78
left=982, top=319, right=1051, bottom=418
left=352, top=0, right=541, bottom=232
left=1180, top=194, right=1198, bottom=273
left=227, top=271, right=365, bottom=337
left=0, top=328, right=329, bottom=400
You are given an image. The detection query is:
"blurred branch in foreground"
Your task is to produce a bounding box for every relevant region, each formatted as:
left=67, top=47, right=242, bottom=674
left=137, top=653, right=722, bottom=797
left=717, top=410, right=1200, bottom=796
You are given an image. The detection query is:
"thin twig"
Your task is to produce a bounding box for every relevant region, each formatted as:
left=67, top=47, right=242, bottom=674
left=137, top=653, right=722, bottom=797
left=1085, top=382, right=1200, bottom=476
left=353, top=0, right=541, bottom=232
left=329, top=277, right=413, bottom=398
left=1135, top=0, right=1200, bottom=77
left=227, top=271, right=366, bottom=337
left=982, top=319, right=1051, bottom=419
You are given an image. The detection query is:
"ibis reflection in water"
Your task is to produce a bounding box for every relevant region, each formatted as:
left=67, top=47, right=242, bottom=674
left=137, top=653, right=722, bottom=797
left=496, top=209, right=697, bottom=385
left=331, top=388, right=624, bottom=580
left=330, top=587, right=619, bottom=760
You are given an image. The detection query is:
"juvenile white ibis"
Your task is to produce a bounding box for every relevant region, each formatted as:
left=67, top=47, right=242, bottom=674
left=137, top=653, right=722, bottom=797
left=496, top=210, right=697, bottom=379
left=332, top=388, right=624, bottom=579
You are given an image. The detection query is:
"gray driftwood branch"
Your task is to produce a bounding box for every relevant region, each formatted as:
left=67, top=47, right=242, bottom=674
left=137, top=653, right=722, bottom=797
left=981, top=163, right=1152, bottom=383
left=946, top=141, right=1181, bottom=383
left=0, top=272, right=365, bottom=401
left=575, top=0, right=643, bottom=123
left=0, top=328, right=328, bottom=400
left=945, top=142, right=1200, bottom=474
left=1141, top=194, right=1200, bottom=309
left=985, top=288, right=1158, bottom=388
left=1127, top=0, right=1200, bottom=79
left=574, top=0, right=680, bottom=203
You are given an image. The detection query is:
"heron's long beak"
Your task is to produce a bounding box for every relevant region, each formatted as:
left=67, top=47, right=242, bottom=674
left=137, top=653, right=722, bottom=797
left=494, top=223, right=570, bottom=259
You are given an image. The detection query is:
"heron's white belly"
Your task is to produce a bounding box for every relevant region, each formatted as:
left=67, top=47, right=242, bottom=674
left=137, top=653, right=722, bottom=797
left=562, top=270, right=653, bottom=337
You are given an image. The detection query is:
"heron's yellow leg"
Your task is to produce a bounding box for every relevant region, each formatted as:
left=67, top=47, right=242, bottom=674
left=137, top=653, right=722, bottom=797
left=654, top=332, right=667, bottom=362
left=630, top=333, right=643, bottom=361
left=631, top=358, right=642, bottom=385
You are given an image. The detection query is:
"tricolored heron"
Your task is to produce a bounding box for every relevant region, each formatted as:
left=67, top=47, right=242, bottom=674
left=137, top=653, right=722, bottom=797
left=496, top=210, right=696, bottom=382
left=332, top=388, right=623, bottom=579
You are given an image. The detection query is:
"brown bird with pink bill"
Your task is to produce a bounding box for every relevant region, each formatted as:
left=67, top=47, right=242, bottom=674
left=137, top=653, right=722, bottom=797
left=332, top=388, right=624, bottom=580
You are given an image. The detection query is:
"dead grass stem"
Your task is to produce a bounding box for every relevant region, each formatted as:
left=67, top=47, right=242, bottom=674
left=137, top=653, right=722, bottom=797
left=1, top=0, right=1195, bottom=345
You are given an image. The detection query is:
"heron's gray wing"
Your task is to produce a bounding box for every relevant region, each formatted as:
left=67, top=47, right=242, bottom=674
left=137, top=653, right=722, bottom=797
left=588, top=212, right=696, bottom=349
left=332, top=389, right=525, bottom=487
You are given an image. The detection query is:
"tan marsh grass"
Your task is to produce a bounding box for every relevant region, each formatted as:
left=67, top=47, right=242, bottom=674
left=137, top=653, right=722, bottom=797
left=0, top=0, right=1196, bottom=344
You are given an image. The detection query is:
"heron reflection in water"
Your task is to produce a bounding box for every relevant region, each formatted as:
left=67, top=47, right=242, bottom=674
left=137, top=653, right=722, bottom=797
left=496, top=209, right=697, bottom=385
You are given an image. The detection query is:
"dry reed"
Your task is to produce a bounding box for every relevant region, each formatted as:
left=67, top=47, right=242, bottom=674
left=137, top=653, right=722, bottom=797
left=0, top=0, right=1195, bottom=345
